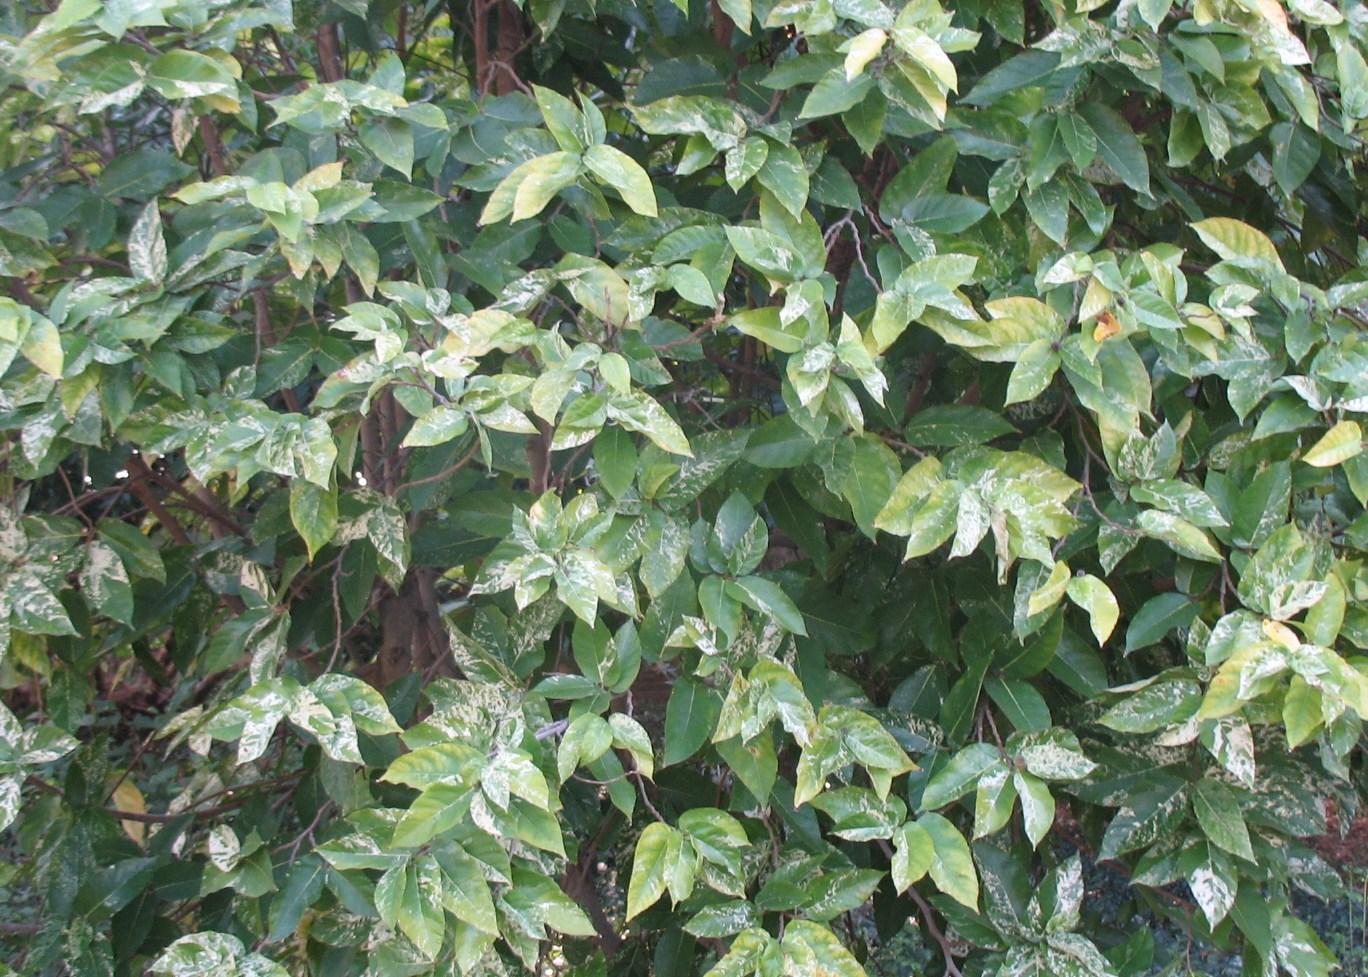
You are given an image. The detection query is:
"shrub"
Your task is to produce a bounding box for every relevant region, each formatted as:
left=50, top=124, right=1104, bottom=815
left=1, top=1, right=1366, bottom=976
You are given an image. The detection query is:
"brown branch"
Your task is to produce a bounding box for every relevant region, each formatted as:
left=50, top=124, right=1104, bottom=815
left=123, top=457, right=193, bottom=546
left=395, top=440, right=479, bottom=491
left=197, top=117, right=228, bottom=177
left=127, top=456, right=246, bottom=539
left=561, top=808, right=624, bottom=956
left=473, top=0, right=490, bottom=95
left=491, top=0, right=525, bottom=96
left=526, top=417, right=553, bottom=495
left=360, top=411, right=383, bottom=487
left=268, top=27, right=297, bottom=74
left=906, top=883, right=966, bottom=977
left=317, top=22, right=345, bottom=82
left=903, top=353, right=937, bottom=420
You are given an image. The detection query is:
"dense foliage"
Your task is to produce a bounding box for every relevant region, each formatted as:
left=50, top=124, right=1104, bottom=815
left=3, top=0, right=1368, bottom=975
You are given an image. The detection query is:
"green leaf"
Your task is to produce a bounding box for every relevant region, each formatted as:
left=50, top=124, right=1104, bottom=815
left=800, top=69, right=876, bottom=119
left=842, top=436, right=901, bottom=539
left=404, top=407, right=470, bottom=448
left=727, top=576, right=808, bottom=635
left=904, top=405, right=1016, bottom=447
left=1124, top=594, right=1199, bottom=654
left=1099, top=781, right=1188, bottom=860
left=96, top=521, right=164, bottom=583
left=745, top=414, right=816, bottom=468
left=1014, top=771, right=1054, bottom=847
left=843, top=89, right=888, bottom=155
left=434, top=845, right=499, bottom=935
left=985, top=678, right=1050, bottom=733
left=1099, top=679, right=1200, bottom=733
left=845, top=28, right=888, bottom=79
left=1135, top=509, right=1224, bottom=563
left=80, top=540, right=134, bottom=625
left=724, top=225, right=802, bottom=282
left=19, top=312, right=63, bottom=377
left=715, top=734, right=777, bottom=803
left=664, top=677, right=721, bottom=766
left=337, top=224, right=380, bottom=295
left=627, top=822, right=683, bottom=920
left=1283, top=676, right=1323, bottom=748
left=1192, top=779, right=1254, bottom=862
left=1015, top=727, right=1096, bottom=780
left=267, top=858, right=326, bottom=942
left=398, top=858, right=446, bottom=956
left=129, top=200, right=167, bottom=284
left=891, top=820, right=935, bottom=891
left=756, top=141, right=810, bottom=216
left=610, top=390, right=693, bottom=456
left=781, top=921, right=867, bottom=977
left=1079, top=103, right=1149, bottom=194
left=533, top=85, right=587, bottom=154
left=290, top=480, right=338, bottom=560
left=920, top=743, right=1001, bottom=810
left=594, top=427, right=637, bottom=498
left=359, top=117, right=415, bottom=178
left=1005, top=339, right=1061, bottom=405
left=146, top=49, right=238, bottom=102
left=513, top=151, right=582, bottom=222
left=729, top=307, right=803, bottom=353
left=559, top=713, right=613, bottom=783
left=1057, top=113, right=1097, bottom=169
left=972, top=767, right=1016, bottom=838
left=918, top=812, right=979, bottom=909
left=725, top=138, right=768, bottom=191
left=584, top=144, right=657, bottom=217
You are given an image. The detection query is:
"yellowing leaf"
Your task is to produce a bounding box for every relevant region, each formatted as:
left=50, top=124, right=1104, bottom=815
left=1067, top=573, right=1120, bottom=645
left=845, top=29, right=887, bottom=80
left=583, top=144, right=657, bottom=217
left=19, top=312, right=63, bottom=377
left=626, top=822, right=682, bottom=920
left=294, top=161, right=344, bottom=191
left=1261, top=618, right=1300, bottom=650
left=1027, top=560, right=1070, bottom=617
left=1191, top=217, right=1284, bottom=270
left=512, top=151, right=582, bottom=222
left=1303, top=420, right=1362, bottom=467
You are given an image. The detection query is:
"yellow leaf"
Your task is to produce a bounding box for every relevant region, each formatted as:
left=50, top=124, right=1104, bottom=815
left=1092, top=310, right=1122, bottom=342
left=110, top=779, right=146, bottom=844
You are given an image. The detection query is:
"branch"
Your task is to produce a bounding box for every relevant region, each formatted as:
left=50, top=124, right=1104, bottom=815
left=317, top=21, right=345, bottom=82
left=395, top=440, right=479, bottom=492
left=123, top=456, right=193, bottom=546
left=875, top=838, right=963, bottom=977
left=25, top=772, right=304, bottom=824
left=197, top=116, right=228, bottom=177
left=906, top=884, right=966, bottom=977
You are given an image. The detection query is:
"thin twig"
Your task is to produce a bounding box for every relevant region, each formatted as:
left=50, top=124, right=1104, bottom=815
left=394, top=440, right=479, bottom=492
